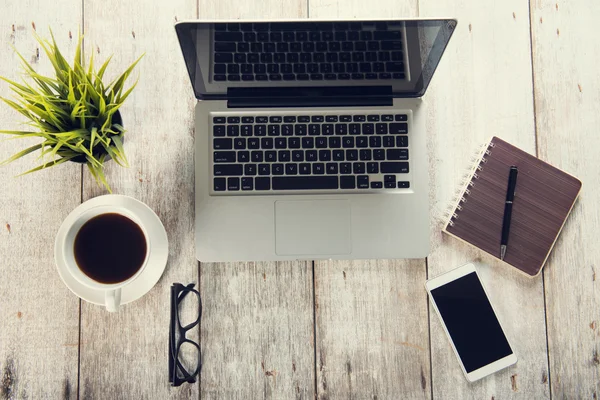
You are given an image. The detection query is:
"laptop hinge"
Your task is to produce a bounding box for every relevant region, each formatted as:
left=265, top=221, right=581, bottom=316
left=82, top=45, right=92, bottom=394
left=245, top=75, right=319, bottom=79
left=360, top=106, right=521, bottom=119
left=227, top=86, right=393, bottom=108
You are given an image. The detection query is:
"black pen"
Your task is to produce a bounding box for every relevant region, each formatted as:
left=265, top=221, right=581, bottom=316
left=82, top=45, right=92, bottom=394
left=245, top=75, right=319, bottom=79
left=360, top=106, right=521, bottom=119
left=500, top=166, right=518, bottom=260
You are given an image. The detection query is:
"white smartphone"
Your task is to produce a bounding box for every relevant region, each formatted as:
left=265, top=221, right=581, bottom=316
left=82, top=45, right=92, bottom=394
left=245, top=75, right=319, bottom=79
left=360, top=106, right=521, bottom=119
left=425, top=263, right=517, bottom=382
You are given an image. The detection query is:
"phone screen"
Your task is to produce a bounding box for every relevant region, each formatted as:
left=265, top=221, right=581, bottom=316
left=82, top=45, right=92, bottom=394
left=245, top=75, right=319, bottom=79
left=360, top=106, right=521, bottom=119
left=430, top=272, right=513, bottom=373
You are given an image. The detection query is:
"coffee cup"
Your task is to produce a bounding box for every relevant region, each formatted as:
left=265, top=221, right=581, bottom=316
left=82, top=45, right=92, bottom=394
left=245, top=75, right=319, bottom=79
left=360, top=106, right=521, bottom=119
left=60, top=205, right=150, bottom=312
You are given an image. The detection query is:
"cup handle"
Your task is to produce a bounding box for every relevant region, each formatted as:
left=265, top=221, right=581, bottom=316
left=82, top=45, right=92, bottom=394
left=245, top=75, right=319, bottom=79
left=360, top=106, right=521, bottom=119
left=105, top=288, right=121, bottom=312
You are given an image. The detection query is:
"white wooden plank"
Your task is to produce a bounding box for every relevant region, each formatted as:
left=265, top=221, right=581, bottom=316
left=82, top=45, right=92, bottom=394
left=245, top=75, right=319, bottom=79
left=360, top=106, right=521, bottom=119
left=200, top=262, right=315, bottom=399
left=78, top=0, right=198, bottom=398
left=530, top=1, right=600, bottom=398
left=193, top=1, right=314, bottom=398
left=421, top=0, right=551, bottom=398
left=308, top=1, right=432, bottom=398
left=0, top=2, right=82, bottom=399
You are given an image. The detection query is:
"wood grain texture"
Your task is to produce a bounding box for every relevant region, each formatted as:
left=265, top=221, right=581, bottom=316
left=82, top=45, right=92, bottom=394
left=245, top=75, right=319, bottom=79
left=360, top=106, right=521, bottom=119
left=530, top=0, right=600, bottom=398
left=200, top=262, right=315, bottom=399
left=422, top=0, right=551, bottom=398
left=78, top=0, right=198, bottom=398
left=308, top=1, right=432, bottom=399
left=0, top=2, right=81, bottom=399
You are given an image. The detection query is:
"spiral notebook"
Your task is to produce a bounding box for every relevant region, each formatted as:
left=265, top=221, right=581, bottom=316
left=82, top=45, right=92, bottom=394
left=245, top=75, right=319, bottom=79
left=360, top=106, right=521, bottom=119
left=444, top=137, right=582, bottom=277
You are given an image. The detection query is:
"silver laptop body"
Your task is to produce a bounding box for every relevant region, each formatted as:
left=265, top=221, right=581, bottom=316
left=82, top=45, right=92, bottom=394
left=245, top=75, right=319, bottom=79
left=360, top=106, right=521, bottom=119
left=175, top=19, right=456, bottom=262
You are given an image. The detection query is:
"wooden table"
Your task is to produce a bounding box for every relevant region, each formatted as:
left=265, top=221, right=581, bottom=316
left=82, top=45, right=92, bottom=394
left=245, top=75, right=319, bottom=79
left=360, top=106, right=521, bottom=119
left=1, top=0, right=598, bottom=398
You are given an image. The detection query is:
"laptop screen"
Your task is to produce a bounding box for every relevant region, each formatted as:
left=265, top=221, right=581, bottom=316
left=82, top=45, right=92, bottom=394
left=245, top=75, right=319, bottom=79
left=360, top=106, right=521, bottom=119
left=175, top=19, right=456, bottom=99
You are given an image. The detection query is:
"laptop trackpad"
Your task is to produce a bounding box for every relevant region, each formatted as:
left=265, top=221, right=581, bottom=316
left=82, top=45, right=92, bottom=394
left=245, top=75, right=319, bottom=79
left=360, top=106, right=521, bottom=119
left=275, top=200, right=352, bottom=256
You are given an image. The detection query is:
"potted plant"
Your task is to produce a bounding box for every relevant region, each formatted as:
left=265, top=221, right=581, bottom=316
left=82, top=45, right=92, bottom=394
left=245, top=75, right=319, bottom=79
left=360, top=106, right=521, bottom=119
left=0, top=30, right=143, bottom=192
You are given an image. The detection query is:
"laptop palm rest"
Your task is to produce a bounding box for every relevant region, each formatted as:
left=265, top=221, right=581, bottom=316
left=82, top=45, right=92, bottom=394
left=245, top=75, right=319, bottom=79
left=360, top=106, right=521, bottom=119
left=275, top=200, right=352, bottom=256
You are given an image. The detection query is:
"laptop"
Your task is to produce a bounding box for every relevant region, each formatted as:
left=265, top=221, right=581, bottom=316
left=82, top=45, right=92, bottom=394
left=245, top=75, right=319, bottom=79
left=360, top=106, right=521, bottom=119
left=175, top=19, right=456, bottom=262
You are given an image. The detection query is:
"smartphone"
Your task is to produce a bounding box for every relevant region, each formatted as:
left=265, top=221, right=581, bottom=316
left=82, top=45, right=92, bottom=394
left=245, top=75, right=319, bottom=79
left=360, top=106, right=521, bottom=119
left=425, top=263, right=517, bottom=382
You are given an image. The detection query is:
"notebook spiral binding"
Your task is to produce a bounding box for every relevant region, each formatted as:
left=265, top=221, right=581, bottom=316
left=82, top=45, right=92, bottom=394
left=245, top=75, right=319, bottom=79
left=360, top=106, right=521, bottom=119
left=444, top=140, right=496, bottom=228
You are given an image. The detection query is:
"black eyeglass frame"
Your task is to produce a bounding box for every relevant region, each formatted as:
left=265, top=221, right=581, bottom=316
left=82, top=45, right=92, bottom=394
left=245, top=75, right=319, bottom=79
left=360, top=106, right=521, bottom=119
left=169, top=283, right=202, bottom=387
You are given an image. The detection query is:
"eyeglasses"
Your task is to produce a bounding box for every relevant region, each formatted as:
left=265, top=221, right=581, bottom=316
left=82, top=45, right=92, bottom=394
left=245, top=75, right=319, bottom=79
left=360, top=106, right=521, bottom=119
left=169, top=283, right=202, bottom=386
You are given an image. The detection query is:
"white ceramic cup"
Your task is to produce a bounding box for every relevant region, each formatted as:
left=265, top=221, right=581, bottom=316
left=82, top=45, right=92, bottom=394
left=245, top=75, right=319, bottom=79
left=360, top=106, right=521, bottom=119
left=61, top=205, right=150, bottom=312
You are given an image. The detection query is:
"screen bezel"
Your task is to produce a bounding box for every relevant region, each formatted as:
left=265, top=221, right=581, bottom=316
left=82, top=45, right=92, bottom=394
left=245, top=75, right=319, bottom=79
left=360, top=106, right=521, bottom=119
left=425, top=263, right=517, bottom=382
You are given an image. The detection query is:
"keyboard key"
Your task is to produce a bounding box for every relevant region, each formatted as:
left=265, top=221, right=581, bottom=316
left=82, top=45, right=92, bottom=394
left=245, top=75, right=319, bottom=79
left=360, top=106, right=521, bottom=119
left=269, top=116, right=282, bottom=123
left=398, top=181, right=410, bottom=189
left=346, top=150, right=358, bottom=161
left=326, top=163, right=338, bottom=174
left=284, top=116, right=297, bottom=123
left=227, top=125, right=240, bottom=137
left=213, top=125, right=226, bottom=137
left=310, top=74, right=324, bottom=80
left=292, top=150, right=304, bottom=161
left=214, top=75, right=226, bottom=81
left=335, top=124, right=348, bottom=135
left=333, top=150, right=345, bottom=161
left=272, top=176, right=338, bottom=190
left=213, top=117, right=226, bottom=124
left=242, top=177, right=254, bottom=191
left=370, top=136, right=381, bottom=147
left=316, top=137, right=327, bottom=148
left=356, top=137, right=368, bottom=148
left=312, top=163, right=325, bottom=175
left=381, top=162, right=409, bottom=173
left=268, top=125, right=280, bottom=136
left=353, top=162, right=365, bottom=174
left=326, top=116, right=338, bottom=122
left=306, top=150, right=318, bottom=161
left=383, top=136, right=395, bottom=148
left=215, top=32, right=242, bottom=41
left=234, top=138, right=246, bottom=149
left=396, top=136, right=408, bottom=147
left=322, top=124, right=334, bottom=135
left=254, top=125, right=267, bottom=136
left=282, top=124, right=294, bottom=136
left=367, top=115, right=380, bottom=122
left=258, top=164, right=270, bottom=175
left=237, top=151, right=249, bottom=163
left=214, top=164, right=242, bottom=176
left=381, top=115, right=394, bottom=121
left=286, top=163, right=298, bottom=175
left=309, top=124, right=321, bottom=135
left=360, top=149, right=372, bottom=160
left=349, top=123, right=361, bottom=135
left=374, top=149, right=385, bottom=160
left=215, top=53, right=234, bottom=64
left=298, top=116, right=310, bottom=123
left=357, top=175, right=369, bottom=189
left=384, top=175, right=396, bottom=183
left=283, top=74, right=295, bottom=81
left=352, top=115, right=366, bottom=122
left=255, top=177, right=271, bottom=190
left=370, top=181, right=383, bottom=189
left=288, top=137, right=301, bottom=149
left=226, top=116, right=239, bottom=123
left=340, top=162, right=352, bottom=174
left=374, top=31, right=402, bottom=40
left=311, top=115, right=324, bottom=123
left=245, top=164, right=257, bottom=175
left=241, top=125, right=253, bottom=136
left=342, top=137, right=354, bottom=148
left=340, top=115, right=352, bottom=122
left=319, top=150, right=332, bottom=161
left=340, top=176, right=356, bottom=189
left=251, top=151, right=263, bottom=163
left=269, top=74, right=282, bottom=81
left=329, top=137, right=341, bottom=148
left=367, top=162, right=379, bottom=174
left=259, top=138, right=272, bottom=149
left=376, top=123, right=388, bottom=134
left=387, top=149, right=409, bottom=160
left=214, top=151, right=236, bottom=163
left=385, top=181, right=396, bottom=189
left=302, top=137, right=314, bottom=148
left=363, top=123, right=374, bottom=134
left=214, top=178, right=226, bottom=191
left=299, top=163, right=311, bottom=175
left=295, top=124, right=307, bottom=136
left=395, top=114, right=408, bottom=122
left=278, top=151, right=291, bottom=162
left=272, top=163, right=284, bottom=175
left=227, top=75, right=240, bottom=81
left=248, top=138, right=260, bottom=149
left=274, top=138, right=286, bottom=149
left=214, top=138, right=233, bottom=149
left=265, top=151, right=277, bottom=162
left=390, top=123, right=408, bottom=134
left=256, top=116, right=268, bottom=123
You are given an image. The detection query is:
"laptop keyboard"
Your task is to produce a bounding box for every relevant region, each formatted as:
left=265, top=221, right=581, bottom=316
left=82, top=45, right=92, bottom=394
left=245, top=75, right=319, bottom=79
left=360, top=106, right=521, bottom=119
left=211, top=113, right=410, bottom=193
left=212, top=22, right=406, bottom=82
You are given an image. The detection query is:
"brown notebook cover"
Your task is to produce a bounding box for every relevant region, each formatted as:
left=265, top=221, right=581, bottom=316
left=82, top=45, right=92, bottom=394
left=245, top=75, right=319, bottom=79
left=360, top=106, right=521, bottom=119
left=443, top=137, right=582, bottom=276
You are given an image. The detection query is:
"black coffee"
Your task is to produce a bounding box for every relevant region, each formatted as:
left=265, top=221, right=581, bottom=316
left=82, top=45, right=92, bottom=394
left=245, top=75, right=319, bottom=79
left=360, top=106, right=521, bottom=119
left=74, top=213, right=147, bottom=284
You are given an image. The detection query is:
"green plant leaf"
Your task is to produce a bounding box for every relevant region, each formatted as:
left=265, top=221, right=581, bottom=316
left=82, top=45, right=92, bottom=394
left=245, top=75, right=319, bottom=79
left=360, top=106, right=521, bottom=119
left=17, top=154, right=76, bottom=176
left=0, top=143, right=42, bottom=166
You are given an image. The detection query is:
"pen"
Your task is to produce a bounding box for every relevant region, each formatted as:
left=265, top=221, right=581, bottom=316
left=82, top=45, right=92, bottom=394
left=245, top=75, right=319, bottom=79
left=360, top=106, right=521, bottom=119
left=500, top=166, right=518, bottom=260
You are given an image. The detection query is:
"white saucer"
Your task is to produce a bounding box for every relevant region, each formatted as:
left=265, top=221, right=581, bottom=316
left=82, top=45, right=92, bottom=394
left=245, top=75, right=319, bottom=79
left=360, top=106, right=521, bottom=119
left=55, top=195, right=169, bottom=306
